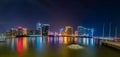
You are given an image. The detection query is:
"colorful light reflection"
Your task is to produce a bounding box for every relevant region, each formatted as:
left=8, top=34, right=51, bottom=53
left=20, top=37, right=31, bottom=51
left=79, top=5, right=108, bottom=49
left=59, top=37, right=63, bottom=44
left=74, top=37, right=78, bottom=43
left=63, top=37, right=68, bottom=44
left=11, top=38, right=14, bottom=51
left=36, top=37, right=43, bottom=52
left=23, top=37, right=28, bottom=51
left=17, top=37, right=23, bottom=54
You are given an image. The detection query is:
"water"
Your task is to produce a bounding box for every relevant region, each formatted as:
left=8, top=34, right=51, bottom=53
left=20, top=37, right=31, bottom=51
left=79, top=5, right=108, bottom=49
left=0, top=37, right=120, bottom=57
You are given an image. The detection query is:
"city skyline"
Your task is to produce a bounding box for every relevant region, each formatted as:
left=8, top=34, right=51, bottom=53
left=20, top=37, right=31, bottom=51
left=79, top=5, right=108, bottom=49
left=0, top=0, right=120, bottom=57
left=0, top=22, right=119, bottom=37
left=0, top=0, right=119, bottom=36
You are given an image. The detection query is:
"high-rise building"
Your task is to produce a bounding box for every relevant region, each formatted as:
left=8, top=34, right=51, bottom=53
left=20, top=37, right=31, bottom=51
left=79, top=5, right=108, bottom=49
left=75, top=30, right=78, bottom=36
left=36, top=22, right=42, bottom=35
left=65, top=26, right=73, bottom=35
left=77, top=26, right=94, bottom=36
left=23, top=28, right=28, bottom=35
left=77, top=26, right=86, bottom=35
left=17, top=26, right=23, bottom=36
left=36, top=22, right=42, bottom=30
left=7, top=28, right=17, bottom=38
left=42, top=24, right=50, bottom=36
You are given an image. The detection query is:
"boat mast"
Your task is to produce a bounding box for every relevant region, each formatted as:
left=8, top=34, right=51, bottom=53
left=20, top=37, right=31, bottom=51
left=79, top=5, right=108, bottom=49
left=109, top=23, right=111, bottom=40
left=102, top=23, right=105, bottom=38
left=115, top=27, right=117, bottom=42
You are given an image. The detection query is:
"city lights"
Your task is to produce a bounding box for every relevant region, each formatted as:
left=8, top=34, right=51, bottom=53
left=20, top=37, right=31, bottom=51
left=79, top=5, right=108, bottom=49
left=0, top=0, right=119, bottom=57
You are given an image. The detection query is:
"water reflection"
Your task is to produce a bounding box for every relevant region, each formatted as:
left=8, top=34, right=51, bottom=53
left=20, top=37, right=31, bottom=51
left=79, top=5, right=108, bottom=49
left=11, top=38, right=14, bottom=51
left=17, top=37, right=23, bottom=54
left=53, top=37, right=57, bottom=44
left=59, top=37, right=63, bottom=44
left=9, top=37, right=100, bottom=50
left=35, top=36, right=43, bottom=52
left=74, top=37, right=78, bottom=43
left=23, top=37, right=28, bottom=52
left=63, top=37, right=68, bottom=44
left=1, top=36, right=102, bottom=57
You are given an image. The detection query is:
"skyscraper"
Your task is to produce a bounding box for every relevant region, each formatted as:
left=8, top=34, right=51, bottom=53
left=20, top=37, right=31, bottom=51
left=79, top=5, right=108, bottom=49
left=23, top=28, right=28, bottom=35
left=17, top=26, right=23, bottom=36
left=36, top=22, right=42, bottom=35
left=42, top=24, right=50, bottom=36
left=77, top=26, right=94, bottom=36
left=77, top=26, right=86, bottom=35
left=65, top=26, right=73, bottom=35
left=36, top=22, right=42, bottom=30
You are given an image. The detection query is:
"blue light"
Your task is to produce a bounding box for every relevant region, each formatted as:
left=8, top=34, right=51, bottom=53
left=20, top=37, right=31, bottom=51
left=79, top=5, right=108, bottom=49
left=11, top=38, right=14, bottom=51
left=90, top=38, right=95, bottom=46
left=54, top=37, right=57, bottom=44
left=86, top=38, right=89, bottom=45
left=36, top=36, right=43, bottom=52
left=60, top=28, right=64, bottom=33
left=78, top=37, right=82, bottom=44
left=83, top=38, right=86, bottom=45
left=91, top=28, right=94, bottom=36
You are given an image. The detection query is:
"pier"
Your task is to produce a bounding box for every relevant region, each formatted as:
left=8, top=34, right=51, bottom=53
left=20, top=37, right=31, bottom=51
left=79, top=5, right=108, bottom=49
left=101, top=40, right=120, bottom=50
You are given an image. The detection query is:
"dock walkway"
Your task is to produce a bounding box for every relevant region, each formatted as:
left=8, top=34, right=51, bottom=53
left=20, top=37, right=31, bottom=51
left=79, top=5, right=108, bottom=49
left=101, top=40, right=120, bottom=49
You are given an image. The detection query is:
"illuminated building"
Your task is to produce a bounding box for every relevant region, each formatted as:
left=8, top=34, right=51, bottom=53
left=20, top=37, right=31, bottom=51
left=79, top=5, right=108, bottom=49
left=36, top=22, right=42, bottom=35
left=65, top=26, right=73, bottom=36
left=28, top=30, right=35, bottom=35
left=23, top=28, right=28, bottom=35
left=75, top=30, right=78, bottom=36
left=42, top=24, right=50, bottom=36
left=6, top=28, right=17, bottom=38
left=11, top=28, right=17, bottom=38
left=77, top=26, right=94, bottom=36
left=5, top=22, right=52, bottom=37
left=59, top=28, right=64, bottom=34
left=17, top=26, right=23, bottom=36
left=77, top=26, right=86, bottom=35
left=36, top=22, right=42, bottom=30
left=6, top=31, right=11, bottom=38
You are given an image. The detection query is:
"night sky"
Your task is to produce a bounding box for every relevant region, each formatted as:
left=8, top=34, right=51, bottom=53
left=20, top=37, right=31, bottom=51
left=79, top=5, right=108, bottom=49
left=0, top=0, right=120, bottom=36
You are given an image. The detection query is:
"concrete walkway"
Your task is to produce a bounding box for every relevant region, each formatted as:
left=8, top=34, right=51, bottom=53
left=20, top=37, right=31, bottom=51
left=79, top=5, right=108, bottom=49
left=101, top=40, right=120, bottom=49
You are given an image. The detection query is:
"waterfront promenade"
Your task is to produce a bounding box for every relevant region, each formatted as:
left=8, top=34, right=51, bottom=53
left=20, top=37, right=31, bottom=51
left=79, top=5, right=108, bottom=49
left=101, top=40, right=120, bottom=49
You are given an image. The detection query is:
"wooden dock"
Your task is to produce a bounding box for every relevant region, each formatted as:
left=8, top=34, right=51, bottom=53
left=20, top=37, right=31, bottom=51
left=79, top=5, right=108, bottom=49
left=101, top=40, right=120, bottom=49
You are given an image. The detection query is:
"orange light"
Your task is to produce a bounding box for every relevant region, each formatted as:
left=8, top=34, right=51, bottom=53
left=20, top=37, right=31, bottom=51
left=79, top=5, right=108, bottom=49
left=23, top=28, right=27, bottom=35
left=63, top=37, right=67, bottom=44
left=74, top=37, right=78, bottom=43
left=23, top=37, right=28, bottom=51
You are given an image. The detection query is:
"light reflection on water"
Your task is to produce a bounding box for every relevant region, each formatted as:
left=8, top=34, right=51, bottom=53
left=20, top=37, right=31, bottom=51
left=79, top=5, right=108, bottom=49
left=9, top=37, right=99, bottom=52
left=0, top=36, right=120, bottom=57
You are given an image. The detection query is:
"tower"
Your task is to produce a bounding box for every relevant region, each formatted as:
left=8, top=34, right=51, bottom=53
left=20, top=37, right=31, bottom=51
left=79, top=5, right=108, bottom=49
left=36, top=22, right=42, bottom=35
left=65, top=26, right=73, bottom=35
left=42, top=24, right=50, bottom=36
